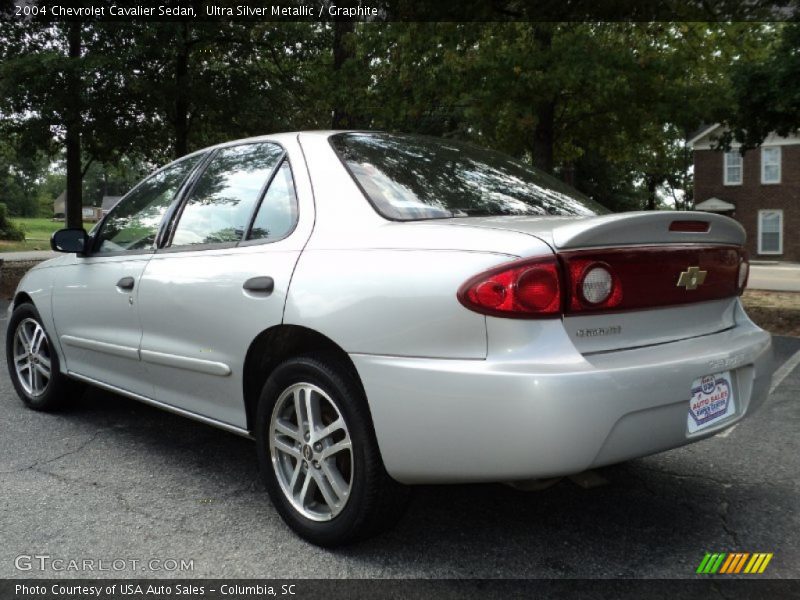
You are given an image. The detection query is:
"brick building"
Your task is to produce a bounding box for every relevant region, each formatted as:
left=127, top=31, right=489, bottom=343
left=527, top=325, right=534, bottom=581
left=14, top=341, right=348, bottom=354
left=689, top=124, right=799, bottom=262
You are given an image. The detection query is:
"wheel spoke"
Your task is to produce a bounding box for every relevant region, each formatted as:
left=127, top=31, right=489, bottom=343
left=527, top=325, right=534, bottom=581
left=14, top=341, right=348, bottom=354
left=305, top=389, right=322, bottom=435
left=298, top=469, right=313, bottom=506
left=273, top=438, right=302, bottom=460
left=14, top=353, right=28, bottom=365
left=37, top=355, right=51, bottom=371
left=320, top=437, right=352, bottom=460
left=312, top=469, right=339, bottom=510
left=274, top=418, right=301, bottom=442
left=293, top=388, right=306, bottom=437
left=31, top=326, right=45, bottom=353
left=320, top=460, right=349, bottom=501
left=312, top=417, right=344, bottom=444
left=18, top=325, right=32, bottom=351
left=34, top=362, right=50, bottom=379
left=288, top=460, right=303, bottom=492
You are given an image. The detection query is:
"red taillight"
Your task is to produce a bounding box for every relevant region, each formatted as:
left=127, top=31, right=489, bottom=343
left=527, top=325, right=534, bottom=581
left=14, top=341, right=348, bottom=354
left=459, top=246, right=747, bottom=318
left=457, top=257, right=561, bottom=318
left=669, top=220, right=710, bottom=232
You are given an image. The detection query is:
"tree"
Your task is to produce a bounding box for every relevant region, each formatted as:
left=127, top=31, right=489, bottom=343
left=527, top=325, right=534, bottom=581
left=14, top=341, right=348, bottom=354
left=723, top=23, right=799, bottom=149
left=0, top=20, right=151, bottom=226
left=338, top=22, right=759, bottom=210
left=118, top=21, right=323, bottom=161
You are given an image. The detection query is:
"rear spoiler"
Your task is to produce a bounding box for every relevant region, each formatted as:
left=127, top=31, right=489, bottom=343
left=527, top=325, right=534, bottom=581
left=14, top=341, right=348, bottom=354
left=552, top=211, right=746, bottom=250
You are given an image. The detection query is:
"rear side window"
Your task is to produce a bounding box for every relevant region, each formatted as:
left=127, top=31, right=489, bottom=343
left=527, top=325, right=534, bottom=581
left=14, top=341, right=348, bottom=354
left=94, top=155, right=202, bottom=254
left=171, top=142, right=283, bottom=247
left=247, top=161, right=298, bottom=242
left=330, top=133, right=607, bottom=221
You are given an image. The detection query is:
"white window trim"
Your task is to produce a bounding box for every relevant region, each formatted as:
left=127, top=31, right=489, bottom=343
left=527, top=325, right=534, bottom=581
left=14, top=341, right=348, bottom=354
left=723, top=151, right=743, bottom=186
left=761, top=146, right=782, bottom=184
left=758, top=209, right=783, bottom=255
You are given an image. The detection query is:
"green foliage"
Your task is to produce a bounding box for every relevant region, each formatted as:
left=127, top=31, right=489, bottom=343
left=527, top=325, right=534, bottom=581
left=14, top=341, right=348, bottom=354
left=335, top=22, right=765, bottom=209
left=0, top=203, right=26, bottom=241
left=0, top=18, right=783, bottom=215
left=723, top=23, right=799, bottom=149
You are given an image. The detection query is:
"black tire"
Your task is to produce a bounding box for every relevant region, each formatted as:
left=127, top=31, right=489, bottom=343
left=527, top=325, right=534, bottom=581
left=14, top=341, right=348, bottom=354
left=256, top=354, right=409, bottom=546
left=6, top=302, right=80, bottom=411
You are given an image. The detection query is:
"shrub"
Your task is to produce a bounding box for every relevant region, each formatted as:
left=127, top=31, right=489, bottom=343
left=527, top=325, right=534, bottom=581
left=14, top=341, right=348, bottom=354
left=0, top=203, right=26, bottom=241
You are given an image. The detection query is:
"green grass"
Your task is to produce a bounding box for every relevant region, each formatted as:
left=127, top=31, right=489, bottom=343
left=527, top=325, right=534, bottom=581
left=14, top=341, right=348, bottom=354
left=0, top=218, right=64, bottom=252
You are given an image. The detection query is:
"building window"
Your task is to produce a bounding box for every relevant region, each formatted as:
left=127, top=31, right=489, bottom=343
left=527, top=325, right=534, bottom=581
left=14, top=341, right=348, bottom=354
left=724, top=151, right=742, bottom=185
left=758, top=210, right=783, bottom=255
left=761, top=146, right=781, bottom=184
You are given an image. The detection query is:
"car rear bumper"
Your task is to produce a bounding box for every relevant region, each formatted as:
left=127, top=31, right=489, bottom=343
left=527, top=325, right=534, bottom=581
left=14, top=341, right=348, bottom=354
left=351, top=302, right=773, bottom=484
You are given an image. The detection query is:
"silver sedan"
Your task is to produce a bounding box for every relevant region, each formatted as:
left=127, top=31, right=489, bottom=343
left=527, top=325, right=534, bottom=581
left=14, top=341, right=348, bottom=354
left=6, top=132, right=774, bottom=546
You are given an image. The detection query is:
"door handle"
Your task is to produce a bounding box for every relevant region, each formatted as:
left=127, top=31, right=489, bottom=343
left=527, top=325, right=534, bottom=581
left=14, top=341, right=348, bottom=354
left=243, top=276, right=274, bottom=296
left=116, top=276, right=135, bottom=291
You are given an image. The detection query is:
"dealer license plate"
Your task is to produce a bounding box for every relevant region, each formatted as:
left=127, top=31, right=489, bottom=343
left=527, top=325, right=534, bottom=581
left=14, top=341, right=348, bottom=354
left=687, top=371, right=736, bottom=434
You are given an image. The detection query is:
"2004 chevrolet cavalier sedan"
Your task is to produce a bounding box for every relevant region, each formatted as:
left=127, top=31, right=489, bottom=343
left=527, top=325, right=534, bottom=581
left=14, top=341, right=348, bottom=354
left=6, top=132, right=774, bottom=546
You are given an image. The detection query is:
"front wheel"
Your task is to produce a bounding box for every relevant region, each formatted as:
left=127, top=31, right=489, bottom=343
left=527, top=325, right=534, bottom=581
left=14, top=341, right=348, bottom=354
left=6, top=302, right=79, bottom=411
left=256, top=355, right=409, bottom=546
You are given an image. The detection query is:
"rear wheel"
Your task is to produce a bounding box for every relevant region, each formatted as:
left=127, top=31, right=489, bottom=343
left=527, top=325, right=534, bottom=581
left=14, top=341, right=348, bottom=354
left=6, top=303, right=79, bottom=411
left=256, top=354, right=409, bottom=546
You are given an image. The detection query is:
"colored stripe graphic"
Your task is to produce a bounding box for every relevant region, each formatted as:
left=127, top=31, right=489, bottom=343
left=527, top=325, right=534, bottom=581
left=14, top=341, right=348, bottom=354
left=697, top=554, right=713, bottom=574
left=733, top=553, right=750, bottom=573
left=720, top=554, right=736, bottom=573
left=711, top=553, right=726, bottom=573
left=698, top=552, right=772, bottom=574
left=758, top=554, right=773, bottom=573
left=744, top=554, right=759, bottom=573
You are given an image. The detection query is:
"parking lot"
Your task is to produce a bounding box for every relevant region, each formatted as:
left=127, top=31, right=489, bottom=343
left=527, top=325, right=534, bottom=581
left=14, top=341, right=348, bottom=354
left=1, top=305, right=798, bottom=579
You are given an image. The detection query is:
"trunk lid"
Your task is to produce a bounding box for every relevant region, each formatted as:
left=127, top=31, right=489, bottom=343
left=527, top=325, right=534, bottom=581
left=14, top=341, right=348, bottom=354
left=447, top=211, right=747, bottom=353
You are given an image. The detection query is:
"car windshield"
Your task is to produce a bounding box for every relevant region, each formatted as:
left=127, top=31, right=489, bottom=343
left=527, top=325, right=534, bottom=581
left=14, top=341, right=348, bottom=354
left=330, top=132, right=608, bottom=221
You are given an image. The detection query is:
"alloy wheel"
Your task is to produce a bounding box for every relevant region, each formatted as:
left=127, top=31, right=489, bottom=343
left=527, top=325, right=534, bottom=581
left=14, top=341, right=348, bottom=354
left=13, top=318, right=52, bottom=397
left=269, top=382, right=353, bottom=521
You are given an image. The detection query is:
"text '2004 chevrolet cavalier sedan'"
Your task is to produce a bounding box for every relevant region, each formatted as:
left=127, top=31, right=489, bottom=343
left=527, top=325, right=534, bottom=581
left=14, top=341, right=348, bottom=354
left=7, top=132, right=773, bottom=546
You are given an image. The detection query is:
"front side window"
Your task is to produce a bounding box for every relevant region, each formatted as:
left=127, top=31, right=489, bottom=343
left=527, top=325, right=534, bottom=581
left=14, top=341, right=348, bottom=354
left=761, top=147, right=781, bottom=184
left=724, top=151, right=743, bottom=185
left=247, top=161, right=298, bottom=242
left=94, top=155, right=202, bottom=254
left=758, top=210, right=783, bottom=254
left=171, top=142, right=284, bottom=247
left=330, top=133, right=607, bottom=221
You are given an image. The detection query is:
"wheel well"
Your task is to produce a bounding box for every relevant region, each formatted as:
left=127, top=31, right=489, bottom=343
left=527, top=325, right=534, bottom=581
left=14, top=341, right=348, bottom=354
left=13, top=292, right=33, bottom=309
left=242, top=325, right=362, bottom=433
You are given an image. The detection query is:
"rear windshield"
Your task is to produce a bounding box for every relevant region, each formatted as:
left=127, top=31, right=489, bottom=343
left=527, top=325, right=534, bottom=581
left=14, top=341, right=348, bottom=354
left=330, top=132, right=608, bottom=221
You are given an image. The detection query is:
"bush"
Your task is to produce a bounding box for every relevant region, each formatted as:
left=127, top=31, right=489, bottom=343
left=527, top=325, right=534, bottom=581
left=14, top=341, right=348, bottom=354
left=0, top=203, right=26, bottom=241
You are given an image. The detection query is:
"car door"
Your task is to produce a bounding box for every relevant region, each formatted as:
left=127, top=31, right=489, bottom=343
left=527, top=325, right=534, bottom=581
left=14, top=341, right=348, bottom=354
left=136, top=139, right=313, bottom=429
left=50, top=154, right=204, bottom=397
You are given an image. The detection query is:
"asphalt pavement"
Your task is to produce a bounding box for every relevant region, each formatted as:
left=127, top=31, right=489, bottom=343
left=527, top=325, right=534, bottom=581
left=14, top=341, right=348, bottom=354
left=0, top=312, right=798, bottom=580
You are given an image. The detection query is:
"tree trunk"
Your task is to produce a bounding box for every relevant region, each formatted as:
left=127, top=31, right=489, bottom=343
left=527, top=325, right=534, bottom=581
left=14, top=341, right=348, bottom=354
left=531, top=25, right=555, bottom=174
left=173, top=23, right=190, bottom=158
left=65, top=22, right=83, bottom=229
left=533, top=100, right=556, bottom=174
left=646, top=176, right=658, bottom=211
left=331, top=21, right=355, bottom=129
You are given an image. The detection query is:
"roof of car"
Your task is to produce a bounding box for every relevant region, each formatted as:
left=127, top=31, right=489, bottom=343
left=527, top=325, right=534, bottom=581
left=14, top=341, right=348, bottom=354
left=201, top=130, right=362, bottom=151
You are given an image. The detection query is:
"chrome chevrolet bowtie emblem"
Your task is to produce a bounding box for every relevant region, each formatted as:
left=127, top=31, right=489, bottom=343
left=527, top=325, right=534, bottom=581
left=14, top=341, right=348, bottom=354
left=677, top=266, right=707, bottom=290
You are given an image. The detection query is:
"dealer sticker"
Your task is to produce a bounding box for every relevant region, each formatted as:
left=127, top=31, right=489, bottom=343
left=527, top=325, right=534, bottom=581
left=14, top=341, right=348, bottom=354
left=687, top=371, right=736, bottom=434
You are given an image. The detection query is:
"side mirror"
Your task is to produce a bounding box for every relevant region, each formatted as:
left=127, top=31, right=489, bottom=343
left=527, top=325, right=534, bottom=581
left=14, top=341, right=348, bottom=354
left=51, top=228, right=89, bottom=254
